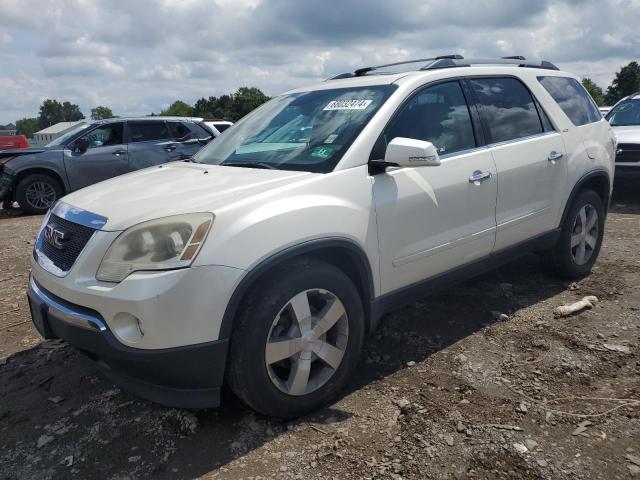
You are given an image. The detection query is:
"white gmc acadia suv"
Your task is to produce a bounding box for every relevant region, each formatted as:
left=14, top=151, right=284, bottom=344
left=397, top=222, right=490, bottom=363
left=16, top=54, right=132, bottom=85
left=605, top=92, right=640, bottom=181
left=27, top=56, right=616, bottom=418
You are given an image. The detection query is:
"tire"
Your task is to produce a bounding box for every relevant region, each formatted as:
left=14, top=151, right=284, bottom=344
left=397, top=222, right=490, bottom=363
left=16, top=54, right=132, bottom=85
left=15, top=173, right=63, bottom=215
left=545, top=189, right=605, bottom=279
left=226, top=258, right=365, bottom=418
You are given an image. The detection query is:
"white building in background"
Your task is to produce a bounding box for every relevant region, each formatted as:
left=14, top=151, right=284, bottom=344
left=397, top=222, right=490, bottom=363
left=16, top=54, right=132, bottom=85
left=32, top=120, right=87, bottom=145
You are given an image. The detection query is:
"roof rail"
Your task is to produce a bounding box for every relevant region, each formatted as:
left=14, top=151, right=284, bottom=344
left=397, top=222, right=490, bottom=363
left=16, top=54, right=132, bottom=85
left=420, top=57, right=559, bottom=71
left=327, top=55, right=559, bottom=80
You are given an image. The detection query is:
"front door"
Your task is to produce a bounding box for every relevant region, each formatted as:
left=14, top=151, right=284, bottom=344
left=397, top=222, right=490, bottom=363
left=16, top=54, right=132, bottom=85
left=63, top=122, right=128, bottom=190
left=373, top=80, right=498, bottom=295
left=468, top=77, right=568, bottom=250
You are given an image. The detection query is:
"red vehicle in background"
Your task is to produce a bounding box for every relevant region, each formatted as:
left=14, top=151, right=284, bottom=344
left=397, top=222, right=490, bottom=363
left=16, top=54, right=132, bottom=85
left=0, top=135, right=29, bottom=151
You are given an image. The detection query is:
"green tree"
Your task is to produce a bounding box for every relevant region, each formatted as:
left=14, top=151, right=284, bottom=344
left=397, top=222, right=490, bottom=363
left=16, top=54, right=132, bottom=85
left=231, top=87, right=270, bottom=121
left=91, top=106, right=114, bottom=120
left=581, top=78, right=605, bottom=106
left=61, top=101, right=84, bottom=122
left=159, top=100, right=194, bottom=117
left=0, top=123, right=16, bottom=130
left=192, top=87, right=270, bottom=121
left=604, top=61, right=640, bottom=105
left=38, top=99, right=85, bottom=129
left=15, top=118, right=39, bottom=138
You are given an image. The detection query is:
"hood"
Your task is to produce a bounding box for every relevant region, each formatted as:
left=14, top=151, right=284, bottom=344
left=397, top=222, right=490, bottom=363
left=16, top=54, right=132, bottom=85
left=611, top=125, right=640, bottom=144
left=61, top=162, right=315, bottom=231
left=0, top=146, right=53, bottom=163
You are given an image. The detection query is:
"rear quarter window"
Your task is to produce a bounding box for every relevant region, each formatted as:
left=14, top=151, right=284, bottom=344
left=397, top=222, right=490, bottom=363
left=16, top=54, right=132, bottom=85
left=537, top=76, right=602, bottom=126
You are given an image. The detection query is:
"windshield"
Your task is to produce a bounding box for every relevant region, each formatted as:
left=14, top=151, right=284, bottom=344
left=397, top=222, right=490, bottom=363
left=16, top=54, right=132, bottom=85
left=46, top=123, right=91, bottom=146
left=193, top=85, right=396, bottom=173
left=606, top=99, right=640, bottom=126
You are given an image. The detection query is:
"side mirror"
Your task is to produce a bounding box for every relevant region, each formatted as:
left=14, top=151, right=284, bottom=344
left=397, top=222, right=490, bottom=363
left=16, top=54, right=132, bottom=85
left=383, top=137, right=441, bottom=168
left=74, top=137, right=90, bottom=153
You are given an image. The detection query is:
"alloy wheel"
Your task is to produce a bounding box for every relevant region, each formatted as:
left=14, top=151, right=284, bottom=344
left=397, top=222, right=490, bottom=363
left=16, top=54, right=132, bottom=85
left=25, top=181, right=57, bottom=210
left=265, top=289, right=349, bottom=396
left=571, top=204, right=599, bottom=266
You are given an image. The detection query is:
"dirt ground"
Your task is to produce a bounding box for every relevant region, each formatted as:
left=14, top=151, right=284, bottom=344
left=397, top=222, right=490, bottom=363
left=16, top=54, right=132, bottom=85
left=0, top=186, right=639, bottom=480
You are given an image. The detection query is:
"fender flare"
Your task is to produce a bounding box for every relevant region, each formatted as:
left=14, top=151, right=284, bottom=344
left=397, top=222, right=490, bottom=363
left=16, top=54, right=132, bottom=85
left=218, top=237, right=375, bottom=340
left=12, top=166, right=69, bottom=194
left=559, top=169, right=611, bottom=227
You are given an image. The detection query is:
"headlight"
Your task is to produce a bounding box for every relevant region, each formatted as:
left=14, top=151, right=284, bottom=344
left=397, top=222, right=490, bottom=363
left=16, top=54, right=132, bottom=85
left=96, top=213, right=213, bottom=282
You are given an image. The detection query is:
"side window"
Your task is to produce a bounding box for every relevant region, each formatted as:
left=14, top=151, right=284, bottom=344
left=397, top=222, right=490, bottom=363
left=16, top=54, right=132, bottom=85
left=168, top=122, right=193, bottom=140
left=214, top=123, right=230, bottom=133
left=469, top=77, right=543, bottom=143
left=537, top=76, right=602, bottom=126
left=128, top=122, right=170, bottom=143
left=385, top=81, right=476, bottom=156
left=78, top=123, right=124, bottom=149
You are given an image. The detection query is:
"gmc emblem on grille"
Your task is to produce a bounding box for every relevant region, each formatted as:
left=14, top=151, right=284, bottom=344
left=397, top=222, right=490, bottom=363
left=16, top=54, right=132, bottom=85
left=44, top=225, right=66, bottom=250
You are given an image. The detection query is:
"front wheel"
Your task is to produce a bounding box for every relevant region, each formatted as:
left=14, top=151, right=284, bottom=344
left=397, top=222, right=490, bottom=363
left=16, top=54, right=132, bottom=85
left=545, top=189, right=605, bottom=279
left=226, top=259, right=365, bottom=418
left=15, top=173, right=63, bottom=215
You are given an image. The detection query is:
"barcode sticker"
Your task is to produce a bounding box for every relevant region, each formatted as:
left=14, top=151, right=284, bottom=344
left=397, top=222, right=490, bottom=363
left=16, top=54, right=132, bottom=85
left=323, top=99, right=373, bottom=111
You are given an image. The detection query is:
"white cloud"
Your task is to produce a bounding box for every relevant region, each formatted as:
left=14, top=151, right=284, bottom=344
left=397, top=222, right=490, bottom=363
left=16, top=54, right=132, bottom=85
left=0, top=0, right=638, bottom=122
left=0, top=27, right=11, bottom=44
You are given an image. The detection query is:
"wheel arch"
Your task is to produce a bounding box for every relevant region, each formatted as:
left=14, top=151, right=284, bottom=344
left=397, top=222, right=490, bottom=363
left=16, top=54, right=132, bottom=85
left=560, top=169, right=611, bottom=227
left=14, top=167, right=67, bottom=195
left=218, top=238, right=376, bottom=340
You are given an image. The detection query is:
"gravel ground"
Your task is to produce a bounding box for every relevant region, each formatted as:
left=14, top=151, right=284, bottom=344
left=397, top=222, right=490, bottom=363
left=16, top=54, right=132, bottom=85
left=0, top=185, right=639, bottom=480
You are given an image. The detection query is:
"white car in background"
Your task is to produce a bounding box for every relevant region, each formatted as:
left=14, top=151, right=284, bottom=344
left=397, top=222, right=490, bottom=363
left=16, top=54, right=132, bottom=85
left=27, top=55, right=615, bottom=418
left=599, top=106, right=612, bottom=117
left=606, top=93, right=640, bottom=181
left=204, top=120, right=233, bottom=136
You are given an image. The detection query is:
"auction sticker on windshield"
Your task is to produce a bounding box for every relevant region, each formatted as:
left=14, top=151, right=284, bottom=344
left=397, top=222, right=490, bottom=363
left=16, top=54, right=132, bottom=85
left=311, top=146, right=334, bottom=159
left=323, top=99, right=373, bottom=111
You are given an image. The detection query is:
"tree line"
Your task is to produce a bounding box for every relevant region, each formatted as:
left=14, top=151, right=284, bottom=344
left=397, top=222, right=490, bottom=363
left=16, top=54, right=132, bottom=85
left=2, top=61, right=639, bottom=139
left=0, top=86, right=270, bottom=138
left=581, top=61, right=640, bottom=106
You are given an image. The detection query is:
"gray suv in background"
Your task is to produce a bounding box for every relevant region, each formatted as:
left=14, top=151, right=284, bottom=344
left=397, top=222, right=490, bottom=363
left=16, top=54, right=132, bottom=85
left=0, top=117, right=215, bottom=214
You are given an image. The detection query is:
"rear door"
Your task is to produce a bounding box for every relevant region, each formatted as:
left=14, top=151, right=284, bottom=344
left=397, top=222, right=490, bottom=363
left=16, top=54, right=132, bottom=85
left=63, top=122, right=128, bottom=190
left=468, top=77, right=567, bottom=250
left=127, top=121, right=173, bottom=170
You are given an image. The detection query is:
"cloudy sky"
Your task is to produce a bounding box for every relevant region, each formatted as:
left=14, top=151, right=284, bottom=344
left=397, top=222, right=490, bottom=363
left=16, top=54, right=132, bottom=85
left=1, top=0, right=639, bottom=124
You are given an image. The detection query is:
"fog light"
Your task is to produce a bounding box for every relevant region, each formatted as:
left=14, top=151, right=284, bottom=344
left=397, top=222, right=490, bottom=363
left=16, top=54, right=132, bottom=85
left=112, top=312, right=144, bottom=343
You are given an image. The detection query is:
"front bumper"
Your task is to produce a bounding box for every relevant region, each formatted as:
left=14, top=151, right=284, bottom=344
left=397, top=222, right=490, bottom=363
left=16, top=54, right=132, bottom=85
left=0, top=171, right=13, bottom=201
left=27, top=275, right=229, bottom=408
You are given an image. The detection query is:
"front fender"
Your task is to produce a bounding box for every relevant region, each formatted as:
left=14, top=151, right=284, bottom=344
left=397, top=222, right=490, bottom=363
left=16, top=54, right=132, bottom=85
left=193, top=165, right=381, bottom=296
left=4, top=150, right=70, bottom=191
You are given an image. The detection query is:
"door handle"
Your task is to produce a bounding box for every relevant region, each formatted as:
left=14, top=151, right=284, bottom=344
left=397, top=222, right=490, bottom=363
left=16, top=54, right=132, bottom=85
left=548, top=151, right=564, bottom=161
left=112, top=149, right=127, bottom=156
left=469, top=170, right=492, bottom=184
left=163, top=144, right=177, bottom=152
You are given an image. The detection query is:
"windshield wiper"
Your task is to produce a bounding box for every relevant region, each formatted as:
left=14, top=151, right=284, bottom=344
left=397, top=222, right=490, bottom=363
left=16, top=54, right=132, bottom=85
left=221, top=161, right=277, bottom=170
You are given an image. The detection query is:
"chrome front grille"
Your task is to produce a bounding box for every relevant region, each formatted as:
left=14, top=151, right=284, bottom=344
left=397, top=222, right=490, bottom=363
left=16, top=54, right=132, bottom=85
left=616, top=143, right=640, bottom=163
left=38, top=214, right=95, bottom=272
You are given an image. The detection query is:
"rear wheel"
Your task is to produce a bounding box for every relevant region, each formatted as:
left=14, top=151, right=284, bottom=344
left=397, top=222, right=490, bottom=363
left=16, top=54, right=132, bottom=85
left=16, top=173, right=63, bottom=215
left=227, top=259, right=365, bottom=418
left=545, top=189, right=605, bottom=279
